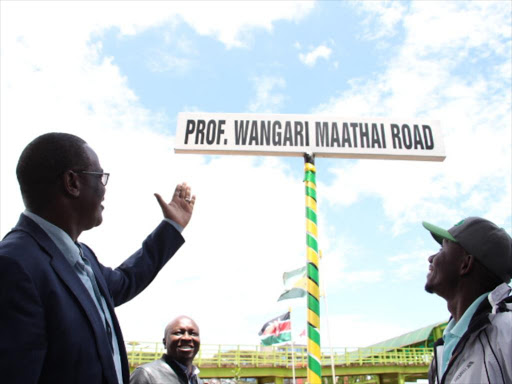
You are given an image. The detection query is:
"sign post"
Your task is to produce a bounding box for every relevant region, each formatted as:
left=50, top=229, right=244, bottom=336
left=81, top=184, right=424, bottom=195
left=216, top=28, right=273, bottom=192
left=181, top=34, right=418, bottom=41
left=175, top=112, right=445, bottom=384
left=304, top=153, right=321, bottom=384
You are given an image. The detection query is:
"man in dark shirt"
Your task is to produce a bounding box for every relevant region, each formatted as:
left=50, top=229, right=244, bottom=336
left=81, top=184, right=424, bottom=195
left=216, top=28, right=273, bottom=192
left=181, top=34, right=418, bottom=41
left=130, top=316, right=202, bottom=384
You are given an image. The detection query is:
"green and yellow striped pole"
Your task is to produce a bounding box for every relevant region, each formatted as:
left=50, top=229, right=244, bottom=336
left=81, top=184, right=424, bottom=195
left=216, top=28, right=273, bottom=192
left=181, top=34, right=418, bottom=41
left=304, top=153, right=321, bottom=384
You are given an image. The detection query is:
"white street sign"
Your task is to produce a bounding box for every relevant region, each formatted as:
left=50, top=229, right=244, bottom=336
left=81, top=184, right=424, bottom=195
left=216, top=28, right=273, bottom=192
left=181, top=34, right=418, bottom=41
left=175, top=112, right=445, bottom=161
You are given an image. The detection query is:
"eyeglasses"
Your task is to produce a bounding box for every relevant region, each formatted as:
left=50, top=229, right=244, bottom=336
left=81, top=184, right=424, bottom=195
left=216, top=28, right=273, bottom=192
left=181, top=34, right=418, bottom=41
left=79, top=171, right=110, bottom=186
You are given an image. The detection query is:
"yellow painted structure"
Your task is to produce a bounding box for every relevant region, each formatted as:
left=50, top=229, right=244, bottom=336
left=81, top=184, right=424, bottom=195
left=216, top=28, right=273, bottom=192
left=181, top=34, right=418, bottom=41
left=127, top=343, right=433, bottom=384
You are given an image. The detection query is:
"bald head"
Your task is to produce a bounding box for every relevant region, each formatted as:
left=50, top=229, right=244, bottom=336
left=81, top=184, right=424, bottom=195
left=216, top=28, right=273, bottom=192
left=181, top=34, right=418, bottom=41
left=163, top=316, right=200, bottom=367
left=164, top=316, right=199, bottom=339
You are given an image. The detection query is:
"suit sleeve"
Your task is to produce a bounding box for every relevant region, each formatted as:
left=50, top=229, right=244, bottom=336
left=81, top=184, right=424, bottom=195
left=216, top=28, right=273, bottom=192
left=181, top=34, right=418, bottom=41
left=89, top=221, right=185, bottom=306
left=0, top=255, right=47, bottom=383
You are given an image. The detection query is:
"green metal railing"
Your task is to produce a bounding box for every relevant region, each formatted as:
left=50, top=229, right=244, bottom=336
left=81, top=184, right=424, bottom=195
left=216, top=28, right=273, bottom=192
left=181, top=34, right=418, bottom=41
left=126, top=343, right=433, bottom=369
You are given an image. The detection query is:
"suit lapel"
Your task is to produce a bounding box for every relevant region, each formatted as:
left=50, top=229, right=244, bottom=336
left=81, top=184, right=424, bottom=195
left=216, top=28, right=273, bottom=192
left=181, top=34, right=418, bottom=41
left=13, top=215, right=118, bottom=382
left=80, top=244, right=130, bottom=379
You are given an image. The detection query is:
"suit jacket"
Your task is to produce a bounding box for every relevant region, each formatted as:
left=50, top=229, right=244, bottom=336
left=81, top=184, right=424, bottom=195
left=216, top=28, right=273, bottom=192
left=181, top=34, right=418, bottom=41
left=130, top=355, right=202, bottom=384
left=0, top=214, right=185, bottom=384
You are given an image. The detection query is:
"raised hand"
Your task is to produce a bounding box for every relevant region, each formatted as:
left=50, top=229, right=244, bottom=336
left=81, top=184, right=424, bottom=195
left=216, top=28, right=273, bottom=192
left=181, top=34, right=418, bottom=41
left=154, top=182, right=196, bottom=229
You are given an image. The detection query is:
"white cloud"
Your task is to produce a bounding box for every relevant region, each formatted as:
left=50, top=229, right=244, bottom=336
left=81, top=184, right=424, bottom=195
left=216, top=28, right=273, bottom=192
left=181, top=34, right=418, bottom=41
left=2, top=1, right=315, bottom=50
left=113, top=155, right=307, bottom=344
left=320, top=314, right=406, bottom=347
left=88, top=0, right=315, bottom=49
left=388, top=247, right=432, bottom=282
left=176, top=1, right=315, bottom=49
left=343, top=270, right=384, bottom=284
left=248, top=76, right=286, bottom=113
left=315, top=1, right=512, bottom=234
left=354, top=1, right=407, bottom=40
left=299, top=45, right=332, bottom=67
left=403, top=1, right=510, bottom=56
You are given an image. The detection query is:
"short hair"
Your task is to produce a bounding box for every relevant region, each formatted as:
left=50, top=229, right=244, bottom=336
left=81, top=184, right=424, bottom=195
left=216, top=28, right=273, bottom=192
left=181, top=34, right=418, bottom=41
left=16, top=132, right=89, bottom=210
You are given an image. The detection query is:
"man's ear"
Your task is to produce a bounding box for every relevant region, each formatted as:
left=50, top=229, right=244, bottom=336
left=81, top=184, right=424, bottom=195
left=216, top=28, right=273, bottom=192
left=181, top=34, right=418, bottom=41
left=460, top=253, right=475, bottom=276
left=162, top=338, right=166, bottom=347
left=62, top=170, right=80, bottom=198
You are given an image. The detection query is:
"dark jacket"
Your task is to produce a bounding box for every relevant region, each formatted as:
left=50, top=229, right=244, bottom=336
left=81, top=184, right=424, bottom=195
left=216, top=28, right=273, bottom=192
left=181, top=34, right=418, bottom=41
left=0, top=214, right=184, bottom=384
left=130, top=355, right=202, bottom=384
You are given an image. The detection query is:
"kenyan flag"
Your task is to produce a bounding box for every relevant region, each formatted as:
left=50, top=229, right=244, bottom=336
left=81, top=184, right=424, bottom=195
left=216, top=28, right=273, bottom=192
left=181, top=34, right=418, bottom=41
left=258, top=311, right=291, bottom=346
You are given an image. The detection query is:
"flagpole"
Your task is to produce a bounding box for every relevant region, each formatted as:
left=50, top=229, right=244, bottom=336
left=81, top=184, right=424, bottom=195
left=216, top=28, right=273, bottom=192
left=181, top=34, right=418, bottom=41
left=289, top=307, right=296, bottom=384
left=304, top=153, right=321, bottom=384
left=321, top=277, right=336, bottom=384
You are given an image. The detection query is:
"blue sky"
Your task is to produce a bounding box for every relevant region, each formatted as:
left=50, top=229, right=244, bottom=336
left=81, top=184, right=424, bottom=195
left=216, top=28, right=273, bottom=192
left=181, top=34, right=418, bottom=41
left=1, top=0, right=511, bottom=356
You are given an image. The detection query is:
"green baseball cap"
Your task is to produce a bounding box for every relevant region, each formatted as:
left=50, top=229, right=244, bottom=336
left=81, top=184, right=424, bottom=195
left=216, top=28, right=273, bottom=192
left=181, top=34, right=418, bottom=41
left=422, top=217, right=512, bottom=283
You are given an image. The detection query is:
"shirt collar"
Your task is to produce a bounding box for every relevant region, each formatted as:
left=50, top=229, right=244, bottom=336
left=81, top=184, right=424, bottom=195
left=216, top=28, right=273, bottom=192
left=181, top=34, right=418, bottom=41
left=165, top=355, right=200, bottom=378
left=444, top=292, right=489, bottom=339
left=23, top=210, right=81, bottom=266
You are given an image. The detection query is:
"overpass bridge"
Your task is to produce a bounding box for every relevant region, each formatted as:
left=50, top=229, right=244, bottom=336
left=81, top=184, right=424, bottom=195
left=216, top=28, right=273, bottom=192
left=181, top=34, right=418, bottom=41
left=126, top=322, right=446, bottom=384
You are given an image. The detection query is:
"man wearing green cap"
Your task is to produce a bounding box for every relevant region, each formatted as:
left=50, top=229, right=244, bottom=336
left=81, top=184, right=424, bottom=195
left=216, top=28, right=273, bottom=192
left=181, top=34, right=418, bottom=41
left=423, top=217, right=512, bottom=384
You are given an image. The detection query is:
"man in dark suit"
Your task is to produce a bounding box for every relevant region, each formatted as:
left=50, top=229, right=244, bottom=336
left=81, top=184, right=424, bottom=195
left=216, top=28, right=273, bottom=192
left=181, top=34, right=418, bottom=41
left=0, top=132, right=196, bottom=384
left=130, top=316, right=202, bottom=384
